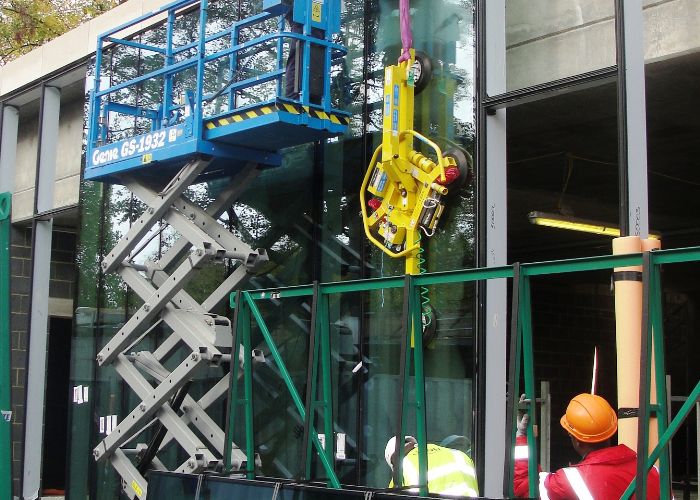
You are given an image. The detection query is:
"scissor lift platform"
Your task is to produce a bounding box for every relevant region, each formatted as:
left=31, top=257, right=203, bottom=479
left=85, top=1, right=348, bottom=498
left=204, top=98, right=350, bottom=148
left=85, top=0, right=348, bottom=184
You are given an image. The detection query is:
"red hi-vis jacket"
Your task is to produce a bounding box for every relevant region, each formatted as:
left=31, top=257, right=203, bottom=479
left=513, top=436, right=660, bottom=499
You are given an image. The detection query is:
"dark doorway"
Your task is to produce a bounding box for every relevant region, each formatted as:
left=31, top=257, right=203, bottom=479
left=41, top=316, right=72, bottom=493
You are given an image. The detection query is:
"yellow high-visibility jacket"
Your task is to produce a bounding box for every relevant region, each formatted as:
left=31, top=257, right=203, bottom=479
left=390, top=443, right=479, bottom=497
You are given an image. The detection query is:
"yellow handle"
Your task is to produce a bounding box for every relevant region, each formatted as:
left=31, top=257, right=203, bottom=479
left=399, top=129, right=446, bottom=183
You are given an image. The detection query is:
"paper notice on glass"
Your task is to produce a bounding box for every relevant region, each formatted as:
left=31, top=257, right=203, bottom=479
left=76, top=385, right=84, bottom=404
left=99, top=416, right=105, bottom=434
left=112, top=415, right=118, bottom=432
left=83, top=386, right=89, bottom=403
left=336, top=432, right=346, bottom=460
left=105, top=415, right=113, bottom=435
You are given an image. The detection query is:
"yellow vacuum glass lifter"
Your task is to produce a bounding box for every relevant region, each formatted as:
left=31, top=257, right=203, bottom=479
left=360, top=51, right=460, bottom=277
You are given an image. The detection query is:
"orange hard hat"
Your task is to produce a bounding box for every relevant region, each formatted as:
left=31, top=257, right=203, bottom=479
left=560, top=393, right=618, bottom=443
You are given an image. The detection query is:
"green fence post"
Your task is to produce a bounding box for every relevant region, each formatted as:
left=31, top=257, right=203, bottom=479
left=0, top=192, right=11, bottom=500
left=649, top=253, right=671, bottom=496
left=240, top=293, right=255, bottom=479
left=224, top=291, right=242, bottom=473
left=621, top=380, right=700, bottom=499
left=409, top=275, right=428, bottom=497
left=318, top=291, right=335, bottom=486
left=519, top=269, right=539, bottom=499
left=505, top=263, right=521, bottom=497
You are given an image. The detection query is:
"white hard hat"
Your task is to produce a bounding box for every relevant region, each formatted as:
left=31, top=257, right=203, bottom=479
left=384, top=435, right=416, bottom=467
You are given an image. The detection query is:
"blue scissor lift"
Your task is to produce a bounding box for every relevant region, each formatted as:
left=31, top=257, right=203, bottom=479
left=86, top=1, right=348, bottom=498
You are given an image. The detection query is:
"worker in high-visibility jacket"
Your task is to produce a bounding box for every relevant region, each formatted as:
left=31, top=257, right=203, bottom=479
left=513, top=393, right=661, bottom=499
left=385, top=435, right=479, bottom=497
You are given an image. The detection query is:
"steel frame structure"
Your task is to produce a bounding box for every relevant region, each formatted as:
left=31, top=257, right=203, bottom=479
left=227, top=246, right=700, bottom=498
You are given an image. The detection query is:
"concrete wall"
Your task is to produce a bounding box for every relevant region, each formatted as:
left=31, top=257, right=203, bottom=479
left=12, top=116, right=39, bottom=222
left=53, top=96, right=85, bottom=211
left=9, top=92, right=84, bottom=222
left=506, top=0, right=700, bottom=90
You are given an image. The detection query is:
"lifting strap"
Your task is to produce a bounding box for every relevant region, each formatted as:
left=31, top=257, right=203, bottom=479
left=398, top=0, right=413, bottom=62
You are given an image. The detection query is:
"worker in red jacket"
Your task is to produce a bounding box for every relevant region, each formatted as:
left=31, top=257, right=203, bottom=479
left=513, top=393, right=661, bottom=499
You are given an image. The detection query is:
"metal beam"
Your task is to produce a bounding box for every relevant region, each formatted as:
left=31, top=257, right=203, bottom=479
left=615, top=0, right=649, bottom=237
left=482, top=0, right=508, bottom=495
left=22, top=86, right=60, bottom=500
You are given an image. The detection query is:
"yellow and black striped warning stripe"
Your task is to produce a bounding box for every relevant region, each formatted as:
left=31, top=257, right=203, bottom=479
left=205, top=100, right=350, bottom=130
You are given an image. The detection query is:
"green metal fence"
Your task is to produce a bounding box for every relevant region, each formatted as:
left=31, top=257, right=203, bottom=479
left=226, top=246, right=700, bottom=498
left=0, top=192, right=12, bottom=500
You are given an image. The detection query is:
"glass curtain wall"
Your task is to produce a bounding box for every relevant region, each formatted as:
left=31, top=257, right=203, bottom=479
left=67, top=0, right=476, bottom=496
left=485, top=0, right=623, bottom=492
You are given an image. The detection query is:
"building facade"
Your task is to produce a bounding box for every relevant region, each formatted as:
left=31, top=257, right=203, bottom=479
left=0, top=0, right=699, bottom=498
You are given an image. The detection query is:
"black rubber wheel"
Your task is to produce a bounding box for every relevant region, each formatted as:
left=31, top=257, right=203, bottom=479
left=443, top=147, right=472, bottom=190
left=412, top=51, right=433, bottom=95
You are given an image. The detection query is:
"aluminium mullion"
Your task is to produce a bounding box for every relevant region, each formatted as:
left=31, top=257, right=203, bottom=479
left=102, top=158, right=209, bottom=273
left=0, top=192, right=10, bottom=500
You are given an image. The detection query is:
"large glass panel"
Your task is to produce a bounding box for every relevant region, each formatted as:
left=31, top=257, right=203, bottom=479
left=321, top=0, right=477, bottom=490
left=505, top=0, right=616, bottom=91
left=68, top=0, right=477, bottom=495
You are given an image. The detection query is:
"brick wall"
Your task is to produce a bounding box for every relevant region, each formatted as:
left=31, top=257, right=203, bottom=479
left=10, top=226, right=30, bottom=495
left=9, top=225, right=76, bottom=496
